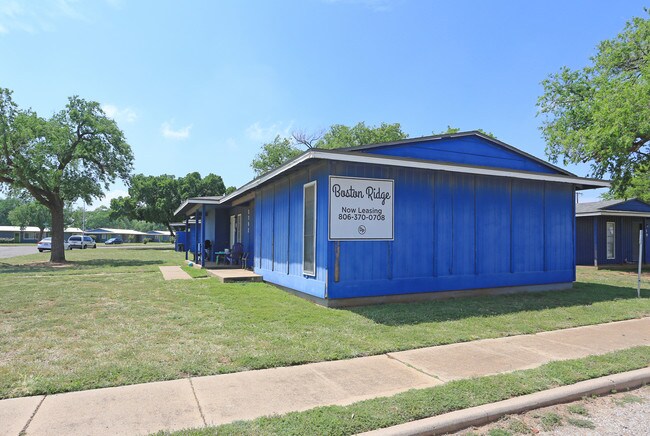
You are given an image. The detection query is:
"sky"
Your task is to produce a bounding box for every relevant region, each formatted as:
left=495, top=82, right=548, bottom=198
left=0, top=0, right=647, bottom=208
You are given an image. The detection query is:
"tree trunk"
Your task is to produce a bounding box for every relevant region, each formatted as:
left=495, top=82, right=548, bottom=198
left=49, top=201, right=66, bottom=263
left=166, top=222, right=175, bottom=237
left=38, top=228, right=44, bottom=241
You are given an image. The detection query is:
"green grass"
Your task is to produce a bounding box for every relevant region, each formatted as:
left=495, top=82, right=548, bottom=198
left=613, top=393, right=645, bottom=406
left=566, top=403, right=589, bottom=416
left=159, top=347, right=649, bottom=436
left=1, top=252, right=649, bottom=399
left=566, top=417, right=596, bottom=429
left=180, top=265, right=209, bottom=278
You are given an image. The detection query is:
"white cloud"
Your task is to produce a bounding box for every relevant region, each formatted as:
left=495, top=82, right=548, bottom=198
left=161, top=121, right=192, bottom=140
left=245, top=121, right=294, bottom=142
left=0, top=0, right=89, bottom=34
left=225, top=138, right=239, bottom=150
left=102, top=104, right=137, bottom=123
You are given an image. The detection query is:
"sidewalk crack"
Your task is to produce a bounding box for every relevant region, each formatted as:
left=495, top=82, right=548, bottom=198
left=386, top=353, right=443, bottom=382
left=19, top=394, right=46, bottom=436
left=189, top=377, right=207, bottom=427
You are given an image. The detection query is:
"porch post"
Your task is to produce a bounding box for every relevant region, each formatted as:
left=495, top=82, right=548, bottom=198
left=185, top=216, right=189, bottom=260
left=201, top=204, right=206, bottom=268
left=194, top=213, right=199, bottom=263
left=593, top=216, right=598, bottom=267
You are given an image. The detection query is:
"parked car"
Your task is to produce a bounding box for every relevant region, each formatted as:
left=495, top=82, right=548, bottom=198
left=37, top=237, right=71, bottom=252
left=105, top=237, right=123, bottom=245
left=68, top=235, right=97, bottom=249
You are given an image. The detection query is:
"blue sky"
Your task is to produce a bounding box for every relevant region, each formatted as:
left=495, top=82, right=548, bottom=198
left=0, top=0, right=646, bottom=207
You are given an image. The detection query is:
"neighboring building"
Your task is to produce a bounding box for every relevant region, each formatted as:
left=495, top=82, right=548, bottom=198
left=0, top=226, right=45, bottom=242
left=576, top=199, right=650, bottom=266
left=84, top=228, right=149, bottom=243
left=145, top=230, right=173, bottom=242
left=0, top=226, right=82, bottom=242
left=176, top=131, right=606, bottom=306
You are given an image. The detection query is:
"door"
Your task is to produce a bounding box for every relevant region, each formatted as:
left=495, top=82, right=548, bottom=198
left=631, top=220, right=643, bottom=262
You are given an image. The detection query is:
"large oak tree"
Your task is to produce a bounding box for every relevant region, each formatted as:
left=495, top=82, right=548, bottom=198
left=537, top=12, right=650, bottom=196
left=111, top=172, right=228, bottom=235
left=0, top=88, right=133, bottom=262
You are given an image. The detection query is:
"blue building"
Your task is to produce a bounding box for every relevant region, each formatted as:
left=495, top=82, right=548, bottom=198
left=176, top=131, right=606, bottom=306
left=576, top=199, right=650, bottom=266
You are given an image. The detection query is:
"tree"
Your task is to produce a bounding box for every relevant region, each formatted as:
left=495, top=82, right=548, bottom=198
left=433, top=126, right=498, bottom=139
left=0, top=196, right=23, bottom=225
left=250, top=122, right=408, bottom=175
left=537, top=12, right=650, bottom=196
left=8, top=201, right=50, bottom=240
left=0, top=88, right=133, bottom=262
left=251, top=135, right=302, bottom=176
left=111, top=172, right=227, bottom=235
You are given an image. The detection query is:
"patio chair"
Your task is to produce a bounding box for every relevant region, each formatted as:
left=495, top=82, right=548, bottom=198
left=226, top=242, right=244, bottom=265
left=241, top=252, right=249, bottom=269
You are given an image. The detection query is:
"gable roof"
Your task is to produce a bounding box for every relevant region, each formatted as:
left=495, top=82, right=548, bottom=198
left=576, top=198, right=650, bottom=216
left=336, top=131, right=574, bottom=176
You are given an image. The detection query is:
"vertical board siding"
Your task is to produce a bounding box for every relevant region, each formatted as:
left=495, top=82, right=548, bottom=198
left=511, top=180, right=544, bottom=272
left=260, top=185, right=274, bottom=271
left=434, top=172, right=453, bottom=276
left=545, top=183, right=574, bottom=271
left=392, top=168, right=435, bottom=279
left=253, top=167, right=327, bottom=298
left=476, top=176, right=511, bottom=274
left=452, top=174, right=476, bottom=276
left=575, top=217, right=595, bottom=265
left=289, top=172, right=308, bottom=276
left=272, top=179, right=290, bottom=272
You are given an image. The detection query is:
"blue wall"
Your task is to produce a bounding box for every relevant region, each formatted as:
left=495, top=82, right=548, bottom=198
left=326, top=162, right=575, bottom=299
left=363, top=136, right=561, bottom=174
left=253, top=162, right=329, bottom=298
left=576, top=216, right=649, bottom=265
left=253, top=159, right=577, bottom=301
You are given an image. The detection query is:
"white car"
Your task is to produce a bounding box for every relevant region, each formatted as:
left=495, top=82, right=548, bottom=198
left=68, top=235, right=97, bottom=249
left=37, top=237, right=71, bottom=252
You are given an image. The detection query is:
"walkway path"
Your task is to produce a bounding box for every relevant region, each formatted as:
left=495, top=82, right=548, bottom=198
left=1, top=318, right=648, bottom=436
left=158, top=265, right=192, bottom=280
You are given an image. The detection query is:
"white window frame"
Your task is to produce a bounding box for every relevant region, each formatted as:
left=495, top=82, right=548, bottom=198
left=303, top=181, right=317, bottom=276
left=237, top=214, right=242, bottom=243
left=606, top=221, right=616, bottom=260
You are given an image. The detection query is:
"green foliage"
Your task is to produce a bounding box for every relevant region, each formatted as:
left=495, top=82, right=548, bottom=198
left=613, top=394, right=645, bottom=405
left=0, top=196, right=24, bottom=225
left=250, top=122, right=408, bottom=176
left=537, top=12, right=650, bottom=196
left=111, top=172, right=226, bottom=234
left=314, top=122, right=408, bottom=149
left=0, top=88, right=133, bottom=261
left=434, top=125, right=498, bottom=139
left=8, top=201, right=50, bottom=237
left=250, top=135, right=302, bottom=176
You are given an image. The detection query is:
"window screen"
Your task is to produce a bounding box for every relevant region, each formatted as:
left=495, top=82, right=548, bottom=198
left=303, top=181, right=317, bottom=276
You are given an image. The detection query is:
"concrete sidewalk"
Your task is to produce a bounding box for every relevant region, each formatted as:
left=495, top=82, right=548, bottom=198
left=159, top=265, right=192, bottom=280
left=2, top=318, right=648, bottom=436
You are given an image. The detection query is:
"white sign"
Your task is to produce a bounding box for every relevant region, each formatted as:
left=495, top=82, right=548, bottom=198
left=329, top=176, right=394, bottom=240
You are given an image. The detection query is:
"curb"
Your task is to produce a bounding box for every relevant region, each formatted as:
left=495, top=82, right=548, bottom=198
left=359, top=367, right=650, bottom=436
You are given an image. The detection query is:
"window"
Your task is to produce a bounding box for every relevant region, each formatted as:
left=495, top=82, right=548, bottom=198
left=303, top=181, right=317, bottom=276
left=606, top=221, right=616, bottom=260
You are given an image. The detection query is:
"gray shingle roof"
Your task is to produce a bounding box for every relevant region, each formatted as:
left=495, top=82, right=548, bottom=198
left=575, top=199, right=626, bottom=214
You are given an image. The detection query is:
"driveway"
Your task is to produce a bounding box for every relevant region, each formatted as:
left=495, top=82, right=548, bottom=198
left=0, top=245, right=39, bottom=259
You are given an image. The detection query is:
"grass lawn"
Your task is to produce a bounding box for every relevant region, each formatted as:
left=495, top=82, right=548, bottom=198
left=159, top=346, right=650, bottom=436
left=0, top=249, right=649, bottom=399
left=181, top=265, right=210, bottom=278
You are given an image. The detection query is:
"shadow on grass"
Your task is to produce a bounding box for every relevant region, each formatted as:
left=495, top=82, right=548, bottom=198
left=343, top=283, right=648, bottom=326
left=0, top=258, right=165, bottom=274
